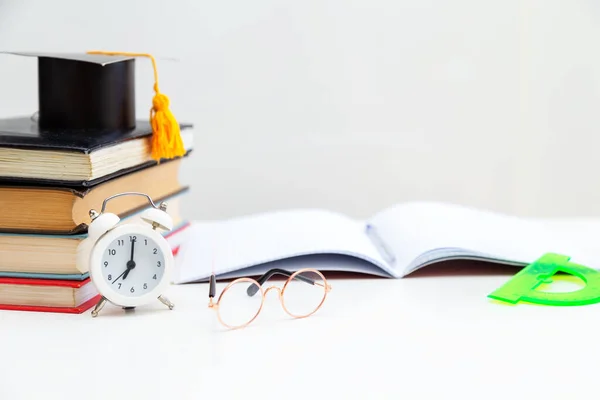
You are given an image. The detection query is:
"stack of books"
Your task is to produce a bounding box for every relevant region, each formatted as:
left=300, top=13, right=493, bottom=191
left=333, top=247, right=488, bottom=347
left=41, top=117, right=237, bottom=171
left=0, top=51, right=194, bottom=314
left=0, top=118, right=194, bottom=313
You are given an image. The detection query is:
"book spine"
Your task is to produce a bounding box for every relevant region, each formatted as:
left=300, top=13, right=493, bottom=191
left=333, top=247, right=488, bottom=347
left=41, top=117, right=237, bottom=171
left=365, top=224, right=396, bottom=265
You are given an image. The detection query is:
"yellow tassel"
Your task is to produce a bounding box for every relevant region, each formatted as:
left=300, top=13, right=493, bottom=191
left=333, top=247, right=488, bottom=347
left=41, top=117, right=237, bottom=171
left=86, top=50, right=186, bottom=161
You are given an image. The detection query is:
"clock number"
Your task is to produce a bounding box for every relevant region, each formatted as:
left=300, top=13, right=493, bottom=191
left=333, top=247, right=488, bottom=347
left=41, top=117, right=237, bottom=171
left=153, top=274, right=157, bottom=280
left=118, top=283, right=121, bottom=289
left=130, top=235, right=137, bottom=242
left=145, top=239, right=148, bottom=245
left=104, top=261, right=108, bottom=267
left=157, top=261, right=161, bottom=267
left=153, top=248, right=158, bottom=254
left=130, top=287, right=135, bottom=293
left=108, top=249, right=116, bottom=256
left=143, top=283, right=148, bottom=289
left=117, top=239, right=124, bottom=246
left=108, top=274, right=112, bottom=281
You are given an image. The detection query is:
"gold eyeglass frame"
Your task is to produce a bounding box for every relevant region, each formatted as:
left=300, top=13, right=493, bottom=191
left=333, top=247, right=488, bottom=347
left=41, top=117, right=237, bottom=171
left=208, top=268, right=332, bottom=330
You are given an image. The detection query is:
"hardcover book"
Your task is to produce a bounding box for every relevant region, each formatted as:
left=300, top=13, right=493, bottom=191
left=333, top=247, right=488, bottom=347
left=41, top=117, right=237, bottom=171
left=0, top=158, right=189, bottom=234
left=0, top=276, right=100, bottom=314
left=0, top=117, right=194, bottom=186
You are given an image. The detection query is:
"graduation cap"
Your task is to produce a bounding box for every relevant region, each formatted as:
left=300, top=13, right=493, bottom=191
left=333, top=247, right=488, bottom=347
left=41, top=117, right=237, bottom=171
left=0, top=51, right=185, bottom=161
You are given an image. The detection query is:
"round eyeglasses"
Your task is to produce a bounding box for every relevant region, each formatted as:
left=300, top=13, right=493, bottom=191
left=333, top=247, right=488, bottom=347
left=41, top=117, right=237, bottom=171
left=208, top=268, right=332, bottom=329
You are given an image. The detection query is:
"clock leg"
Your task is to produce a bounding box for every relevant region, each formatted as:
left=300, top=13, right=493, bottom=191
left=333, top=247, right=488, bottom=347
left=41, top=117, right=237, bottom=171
left=158, top=295, right=174, bottom=310
left=91, top=296, right=107, bottom=318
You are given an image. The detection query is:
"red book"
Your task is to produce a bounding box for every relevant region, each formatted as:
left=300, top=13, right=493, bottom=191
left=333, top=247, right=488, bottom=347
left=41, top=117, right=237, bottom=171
left=0, top=276, right=100, bottom=314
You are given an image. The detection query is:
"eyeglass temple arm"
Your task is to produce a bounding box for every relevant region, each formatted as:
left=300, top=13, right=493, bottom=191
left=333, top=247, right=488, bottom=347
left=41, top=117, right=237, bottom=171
left=208, top=274, right=216, bottom=306
left=246, top=268, right=315, bottom=297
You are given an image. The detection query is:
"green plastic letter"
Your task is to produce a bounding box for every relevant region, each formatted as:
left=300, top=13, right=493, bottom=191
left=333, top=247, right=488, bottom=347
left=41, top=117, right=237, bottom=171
left=488, top=253, right=600, bottom=306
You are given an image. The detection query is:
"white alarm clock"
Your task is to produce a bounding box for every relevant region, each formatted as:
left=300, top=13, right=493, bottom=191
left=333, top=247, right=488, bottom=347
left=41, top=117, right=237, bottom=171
left=86, top=192, right=175, bottom=317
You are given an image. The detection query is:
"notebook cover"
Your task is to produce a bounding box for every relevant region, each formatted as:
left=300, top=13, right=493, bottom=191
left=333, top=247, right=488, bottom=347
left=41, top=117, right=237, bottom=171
left=0, top=294, right=101, bottom=314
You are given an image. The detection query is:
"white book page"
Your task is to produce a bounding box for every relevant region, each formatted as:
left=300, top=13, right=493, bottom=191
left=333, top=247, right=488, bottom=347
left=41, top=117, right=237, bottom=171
left=368, top=201, right=600, bottom=276
left=173, top=209, right=389, bottom=283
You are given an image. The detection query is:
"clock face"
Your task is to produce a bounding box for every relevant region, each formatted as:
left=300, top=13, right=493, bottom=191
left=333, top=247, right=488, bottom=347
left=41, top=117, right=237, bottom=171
left=100, top=233, right=166, bottom=297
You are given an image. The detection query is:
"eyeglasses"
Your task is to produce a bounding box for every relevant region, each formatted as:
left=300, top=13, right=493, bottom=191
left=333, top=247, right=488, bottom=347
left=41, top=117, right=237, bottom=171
left=208, top=268, right=332, bottom=329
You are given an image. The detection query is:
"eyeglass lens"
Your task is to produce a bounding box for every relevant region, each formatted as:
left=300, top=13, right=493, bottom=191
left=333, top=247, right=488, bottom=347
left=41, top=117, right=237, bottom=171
left=282, top=270, right=327, bottom=318
left=218, top=279, right=263, bottom=328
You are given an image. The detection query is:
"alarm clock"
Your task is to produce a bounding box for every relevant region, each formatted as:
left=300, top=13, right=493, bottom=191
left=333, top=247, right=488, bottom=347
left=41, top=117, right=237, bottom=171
left=86, top=192, right=175, bottom=317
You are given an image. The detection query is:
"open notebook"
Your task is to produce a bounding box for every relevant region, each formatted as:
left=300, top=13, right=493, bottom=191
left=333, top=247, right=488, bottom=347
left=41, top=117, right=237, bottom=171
left=173, top=201, right=600, bottom=283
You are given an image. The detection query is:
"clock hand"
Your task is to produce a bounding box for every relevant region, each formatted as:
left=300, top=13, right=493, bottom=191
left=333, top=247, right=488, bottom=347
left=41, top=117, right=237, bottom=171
left=113, top=261, right=136, bottom=284
left=112, top=268, right=128, bottom=285
left=113, top=259, right=136, bottom=285
left=122, top=260, right=136, bottom=280
left=130, top=238, right=136, bottom=262
left=121, top=238, right=137, bottom=281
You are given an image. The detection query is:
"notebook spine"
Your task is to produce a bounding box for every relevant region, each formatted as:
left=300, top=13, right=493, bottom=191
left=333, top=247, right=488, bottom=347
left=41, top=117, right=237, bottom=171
left=365, top=224, right=396, bottom=265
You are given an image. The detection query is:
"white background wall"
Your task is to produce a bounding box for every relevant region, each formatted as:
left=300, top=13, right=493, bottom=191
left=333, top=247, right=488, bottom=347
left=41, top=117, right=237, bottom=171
left=1, top=0, right=600, bottom=220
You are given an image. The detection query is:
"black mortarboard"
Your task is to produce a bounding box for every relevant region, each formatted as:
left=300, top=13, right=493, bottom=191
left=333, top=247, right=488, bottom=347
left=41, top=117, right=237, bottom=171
left=0, top=51, right=185, bottom=161
left=2, top=51, right=135, bottom=131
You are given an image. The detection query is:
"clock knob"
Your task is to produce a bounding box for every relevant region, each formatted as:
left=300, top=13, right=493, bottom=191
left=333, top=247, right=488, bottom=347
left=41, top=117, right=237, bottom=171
left=88, top=212, right=120, bottom=240
left=141, top=208, right=173, bottom=231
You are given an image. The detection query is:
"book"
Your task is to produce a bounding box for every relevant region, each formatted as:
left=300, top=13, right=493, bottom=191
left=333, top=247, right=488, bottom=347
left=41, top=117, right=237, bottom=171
left=0, top=276, right=100, bottom=314
left=0, top=220, right=190, bottom=280
left=173, top=201, right=600, bottom=283
left=0, top=157, right=188, bottom=234
left=0, top=116, right=194, bottom=186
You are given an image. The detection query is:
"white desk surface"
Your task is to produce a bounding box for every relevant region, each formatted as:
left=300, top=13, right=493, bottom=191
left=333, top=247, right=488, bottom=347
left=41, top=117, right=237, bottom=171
left=0, top=265, right=596, bottom=400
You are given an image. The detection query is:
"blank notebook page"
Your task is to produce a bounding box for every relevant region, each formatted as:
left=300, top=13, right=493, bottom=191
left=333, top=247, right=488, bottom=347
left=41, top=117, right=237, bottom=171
left=368, top=201, right=600, bottom=275
left=173, top=209, right=386, bottom=283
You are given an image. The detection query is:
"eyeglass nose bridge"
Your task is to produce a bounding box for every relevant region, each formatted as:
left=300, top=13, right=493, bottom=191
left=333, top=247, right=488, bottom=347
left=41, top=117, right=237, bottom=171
left=264, top=286, right=282, bottom=297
